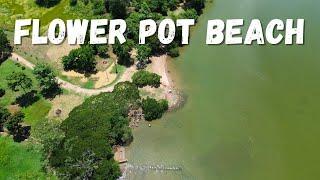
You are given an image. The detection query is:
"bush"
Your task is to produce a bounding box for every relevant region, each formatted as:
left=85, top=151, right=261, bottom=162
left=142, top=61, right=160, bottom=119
left=141, top=97, right=168, bottom=121
left=69, top=0, right=77, bottom=6
left=132, top=70, right=161, bottom=88
left=62, top=46, right=96, bottom=73
left=0, top=29, right=13, bottom=64
left=33, top=63, right=61, bottom=98
left=92, top=0, right=106, bottom=15
left=179, top=8, right=199, bottom=21
left=168, top=47, right=180, bottom=57
left=35, top=0, right=61, bottom=8
left=0, top=88, right=5, bottom=97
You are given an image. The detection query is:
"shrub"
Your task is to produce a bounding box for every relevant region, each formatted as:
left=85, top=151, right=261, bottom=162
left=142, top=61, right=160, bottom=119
left=69, top=0, right=77, bottom=6
left=0, top=88, right=5, bottom=97
left=33, top=63, right=61, bottom=98
left=168, top=47, right=180, bottom=57
left=62, top=46, right=96, bottom=73
left=92, top=0, right=106, bottom=15
left=0, top=106, right=10, bottom=131
left=0, top=29, right=13, bottom=64
left=141, top=97, right=168, bottom=121
left=180, top=8, right=198, bottom=21
left=35, top=0, right=61, bottom=8
left=132, top=70, right=161, bottom=88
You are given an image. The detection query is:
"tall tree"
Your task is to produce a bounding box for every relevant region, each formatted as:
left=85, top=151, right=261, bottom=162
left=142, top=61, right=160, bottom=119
left=62, top=46, right=96, bottom=73
left=0, top=106, right=10, bottom=131
left=112, top=39, right=134, bottom=67
left=108, top=0, right=129, bottom=18
left=33, top=63, right=60, bottom=98
left=4, top=111, right=24, bottom=139
left=6, top=72, right=32, bottom=93
left=0, top=29, right=13, bottom=65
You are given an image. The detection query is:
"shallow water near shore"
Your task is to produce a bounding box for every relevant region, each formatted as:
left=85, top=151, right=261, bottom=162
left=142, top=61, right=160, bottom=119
left=127, top=0, right=320, bottom=179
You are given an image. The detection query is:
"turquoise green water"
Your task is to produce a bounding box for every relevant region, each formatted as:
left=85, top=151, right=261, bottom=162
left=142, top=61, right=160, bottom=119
left=127, top=0, right=320, bottom=179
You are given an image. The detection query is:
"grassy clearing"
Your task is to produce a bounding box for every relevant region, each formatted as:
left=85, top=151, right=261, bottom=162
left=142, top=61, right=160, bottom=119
left=0, top=60, right=37, bottom=107
left=22, top=98, right=51, bottom=126
left=0, top=137, right=46, bottom=179
left=0, top=60, right=52, bottom=126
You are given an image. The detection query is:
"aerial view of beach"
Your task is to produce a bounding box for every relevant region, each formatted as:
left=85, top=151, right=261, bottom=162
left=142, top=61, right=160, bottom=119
left=0, top=0, right=319, bottom=179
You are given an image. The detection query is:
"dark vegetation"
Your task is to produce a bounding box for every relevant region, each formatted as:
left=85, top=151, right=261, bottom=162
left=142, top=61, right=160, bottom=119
left=142, top=97, right=168, bottom=121
left=35, top=0, right=61, bottom=8
left=33, top=63, right=61, bottom=98
left=6, top=72, right=33, bottom=93
left=0, top=89, right=5, bottom=97
left=132, top=70, right=161, bottom=88
left=50, top=82, right=138, bottom=179
left=0, top=106, right=30, bottom=142
left=0, top=29, right=13, bottom=65
left=62, top=45, right=96, bottom=73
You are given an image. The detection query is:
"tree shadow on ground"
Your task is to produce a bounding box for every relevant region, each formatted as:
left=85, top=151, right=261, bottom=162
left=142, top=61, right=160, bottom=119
left=14, top=90, right=39, bottom=107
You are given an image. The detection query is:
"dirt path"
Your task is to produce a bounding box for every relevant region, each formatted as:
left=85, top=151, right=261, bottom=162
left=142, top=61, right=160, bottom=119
left=11, top=53, right=114, bottom=96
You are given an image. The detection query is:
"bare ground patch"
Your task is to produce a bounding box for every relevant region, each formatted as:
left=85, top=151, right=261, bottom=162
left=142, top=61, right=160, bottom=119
left=48, top=94, right=84, bottom=121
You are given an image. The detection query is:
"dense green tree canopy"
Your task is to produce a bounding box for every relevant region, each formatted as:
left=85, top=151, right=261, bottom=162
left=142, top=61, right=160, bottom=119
left=136, top=45, right=152, bottom=62
left=6, top=72, right=32, bottom=93
left=108, top=0, right=129, bottom=18
left=0, top=29, right=13, bottom=65
left=35, top=0, right=61, bottom=8
left=141, top=97, right=168, bottom=121
left=50, top=82, right=140, bottom=179
left=113, top=39, right=134, bottom=66
left=132, top=70, right=161, bottom=88
left=33, top=63, right=60, bottom=98
left=62, top=46, right=96, bottom=73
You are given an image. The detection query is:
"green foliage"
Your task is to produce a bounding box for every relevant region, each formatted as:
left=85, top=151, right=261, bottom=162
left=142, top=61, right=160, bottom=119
left=6, top=72, right=33, bottom=93
left=108, top=0, right=129, bottom=18
left=32, top=119, right=65, bottom=155
left=62, top=46, right=96, bottom=73
left=0, top=88, right=5, bottom=98
left=92, top=0, right=106, bottom=15
left=0, top=137, right=46, bottom=179
left=132, top=70, right=161, bottom=88
left=35, top=0, right=61, bottom=8
left=4, top=112, right=29, bottom=142
left=180, top=8, right=199, bottom=21
left=168, top=47, right=180, bottom=57
left=186, top=0, right=205, bottom=13
left=33, top=63, right=60, bottom=98
left=96, top=45, right=109, bottom=58
left=149, top=0, right=169, bottom=15
left=141, top=97, right=168, bottom=121
left=0, top=106, right=10, bottom=131
left=137, top=45, right=152, bottom=62
left=0, top=61, right=37, bottom=107
left=69, top=0, right=77, bottom=6
left=50, top=82, right=140, bottom=179
left=147, top=35, right=164, bottom=54
left=0, top=29, right=13, bottom=65
left=113, top=39, right=134, bottom=66
left=126, top=12, right=146, bottom=41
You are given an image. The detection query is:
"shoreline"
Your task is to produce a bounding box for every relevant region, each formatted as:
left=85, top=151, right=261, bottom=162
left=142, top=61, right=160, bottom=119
left=148, top=55, right=185, bottom=110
